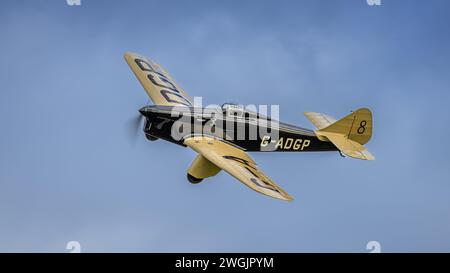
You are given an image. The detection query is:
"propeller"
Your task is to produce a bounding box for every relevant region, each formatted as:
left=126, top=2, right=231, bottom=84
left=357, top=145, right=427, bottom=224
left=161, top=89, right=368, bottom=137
left=126, top=111, right=145, bottom=144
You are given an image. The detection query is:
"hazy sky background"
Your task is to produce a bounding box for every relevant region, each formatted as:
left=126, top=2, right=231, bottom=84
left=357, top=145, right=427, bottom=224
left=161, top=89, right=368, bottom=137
left=1, top=0, right=449, bottom=252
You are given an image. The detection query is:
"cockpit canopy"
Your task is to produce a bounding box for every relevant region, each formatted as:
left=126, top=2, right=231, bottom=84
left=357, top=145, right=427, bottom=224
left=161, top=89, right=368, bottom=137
left=222, top=103, right=245, bottom=117
left=222, top=103, right=259, bottom=120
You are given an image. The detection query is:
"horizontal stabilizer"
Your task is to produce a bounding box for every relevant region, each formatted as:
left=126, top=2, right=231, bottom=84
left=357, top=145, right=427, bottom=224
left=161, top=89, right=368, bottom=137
left=316, top=131, right=375, bottom=160
left=304, top=112, right=337, bottom=130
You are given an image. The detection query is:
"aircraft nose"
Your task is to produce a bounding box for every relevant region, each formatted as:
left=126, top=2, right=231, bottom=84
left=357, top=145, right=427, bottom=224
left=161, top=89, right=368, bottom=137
left=139, top=107, right=147, bottom=116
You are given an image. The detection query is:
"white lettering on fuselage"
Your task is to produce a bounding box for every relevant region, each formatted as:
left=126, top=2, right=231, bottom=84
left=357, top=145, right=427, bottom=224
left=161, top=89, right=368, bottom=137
left=261, top=136, right=310, bottom=150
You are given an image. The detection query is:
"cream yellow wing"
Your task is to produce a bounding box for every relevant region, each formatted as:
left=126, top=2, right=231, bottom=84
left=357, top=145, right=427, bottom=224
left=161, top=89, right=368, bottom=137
left=184, top=136, right=293, bottom=201
left=124, top=52, right=193, bottom=106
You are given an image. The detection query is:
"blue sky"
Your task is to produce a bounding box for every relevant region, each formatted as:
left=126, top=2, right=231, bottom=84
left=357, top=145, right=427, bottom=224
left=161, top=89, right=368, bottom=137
left=1, top=0, right=450, bottom=252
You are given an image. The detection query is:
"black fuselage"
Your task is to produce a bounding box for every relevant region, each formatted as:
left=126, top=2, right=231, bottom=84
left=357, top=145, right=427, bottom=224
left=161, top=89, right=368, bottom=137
left=139, top=105, right=338, bottom=153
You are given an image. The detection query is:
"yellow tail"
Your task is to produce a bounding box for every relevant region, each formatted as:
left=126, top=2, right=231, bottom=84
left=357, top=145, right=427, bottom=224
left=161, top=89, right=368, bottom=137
left=318, top=108, right=372, bottom=145
left=305, top=108, right=375, bottom=160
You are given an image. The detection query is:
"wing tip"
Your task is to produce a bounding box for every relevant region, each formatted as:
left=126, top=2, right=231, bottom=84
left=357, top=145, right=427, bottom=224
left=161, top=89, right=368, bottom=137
left=266, top=192, right=294, bottom=202
left=123, top=52, right=137, bottom=63
left=286, top=191, right=295, bottom=201
left=124, top=51, right=146, bottom=62
left=276, top=191, right=294, bottom=202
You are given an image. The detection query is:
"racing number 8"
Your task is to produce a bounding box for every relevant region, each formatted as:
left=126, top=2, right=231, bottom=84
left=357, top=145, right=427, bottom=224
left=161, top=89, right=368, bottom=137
left=357, top=120, right=367, bottom=134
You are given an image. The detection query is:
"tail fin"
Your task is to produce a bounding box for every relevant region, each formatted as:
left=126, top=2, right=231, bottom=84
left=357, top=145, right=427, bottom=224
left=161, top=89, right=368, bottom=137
left=317, top=108, right=372, bottom=145
left=304, top=108, right=375, bottom=160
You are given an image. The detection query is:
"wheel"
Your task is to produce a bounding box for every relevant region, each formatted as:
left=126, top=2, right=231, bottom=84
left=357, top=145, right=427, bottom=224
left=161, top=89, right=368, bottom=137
left=187, top=173, right=203, bottom=184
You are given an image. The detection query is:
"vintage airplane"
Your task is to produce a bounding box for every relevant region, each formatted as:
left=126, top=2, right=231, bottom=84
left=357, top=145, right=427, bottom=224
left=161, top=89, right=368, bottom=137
left=125, top=52, right=374, bottom=201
